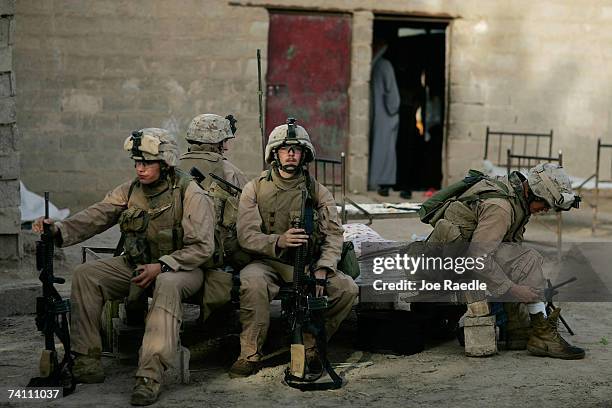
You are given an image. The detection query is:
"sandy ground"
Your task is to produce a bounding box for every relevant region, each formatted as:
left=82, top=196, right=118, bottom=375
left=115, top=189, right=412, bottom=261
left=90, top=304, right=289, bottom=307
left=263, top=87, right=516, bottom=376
left=1, top=190, right=612, bottom=407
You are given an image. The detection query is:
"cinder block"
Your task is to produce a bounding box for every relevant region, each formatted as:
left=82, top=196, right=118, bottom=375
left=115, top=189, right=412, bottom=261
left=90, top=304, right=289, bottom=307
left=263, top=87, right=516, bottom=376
left=0, top=151, right=18, bottom=179
left=0, top=123, right=16, bottom=151
left=0, top=0, right=15, bottom=16
left=0, top=206, right=20, bottom=233
left=0, top=72, right=12, bottom=97
left=163, top=346, right=190, bottom=385
left=464, top=315, right=497, bottom=357
left=112, top=317, right=144, bottom=360
left=0, top=17, right=10, bottom=47
left=0, top=179, right=19, bottom=206
left=0, top=233, right=20, bottom=261
left=0, top=96, right=15, bottom=123
left=0, top=46, right=11, bottom=72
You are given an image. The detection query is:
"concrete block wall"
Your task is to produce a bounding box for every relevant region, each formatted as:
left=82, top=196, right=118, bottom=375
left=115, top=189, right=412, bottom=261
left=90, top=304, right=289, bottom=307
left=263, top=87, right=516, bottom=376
left=14, top=0, right=612, bottom=210
left=15, top=0, right=268, bottom=210
left=0, top=0, right=20, bottom=260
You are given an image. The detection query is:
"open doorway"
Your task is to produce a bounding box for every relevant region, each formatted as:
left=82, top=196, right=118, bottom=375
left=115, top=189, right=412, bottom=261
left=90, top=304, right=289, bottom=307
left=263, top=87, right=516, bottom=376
left=369, top=17, right=448, bottom=197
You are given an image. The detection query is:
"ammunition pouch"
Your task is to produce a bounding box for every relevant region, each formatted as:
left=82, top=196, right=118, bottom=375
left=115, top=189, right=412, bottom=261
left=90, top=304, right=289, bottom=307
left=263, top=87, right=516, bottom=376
left=119, top=207, right=151, bottom=266
left=119, top=207, right=151, bottom=325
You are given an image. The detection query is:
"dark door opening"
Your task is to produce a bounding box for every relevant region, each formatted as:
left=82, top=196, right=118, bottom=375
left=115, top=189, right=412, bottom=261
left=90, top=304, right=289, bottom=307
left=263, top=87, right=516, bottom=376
left=371, top=18, right=447, bottom=194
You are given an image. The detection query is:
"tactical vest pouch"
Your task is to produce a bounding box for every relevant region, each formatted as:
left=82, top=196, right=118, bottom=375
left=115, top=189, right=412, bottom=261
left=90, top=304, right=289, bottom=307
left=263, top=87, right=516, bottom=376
left=118, top=207, right=150, bottom=265
left=444, top=200, right=478, bottom=240
left=427, top=218, right=462, bottom=243
left=337, top=241, right=360, bottom=279
left=222, top=195, right=239, bottom=228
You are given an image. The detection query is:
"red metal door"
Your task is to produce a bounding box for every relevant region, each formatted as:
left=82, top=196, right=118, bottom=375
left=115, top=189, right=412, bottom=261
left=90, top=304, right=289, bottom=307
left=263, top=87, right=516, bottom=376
left=266, top=11, right=351, bottom=161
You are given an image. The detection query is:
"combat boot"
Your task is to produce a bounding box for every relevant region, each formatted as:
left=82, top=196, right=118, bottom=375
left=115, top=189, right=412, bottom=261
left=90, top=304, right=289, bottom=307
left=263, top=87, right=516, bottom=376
left=73, top=348, right=105, bottom=384
left=130, top=377, right=161, bottom=406
left=527, top=309, right=585, bottom=360
left=504, top=303, right=532, bottom=350
left=229, top=358, right=258, bottom=378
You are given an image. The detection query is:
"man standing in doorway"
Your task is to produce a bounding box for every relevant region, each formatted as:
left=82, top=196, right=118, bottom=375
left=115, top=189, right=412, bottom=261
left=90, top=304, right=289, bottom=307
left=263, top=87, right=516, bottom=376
left=368, top=33, right=401, bottom=197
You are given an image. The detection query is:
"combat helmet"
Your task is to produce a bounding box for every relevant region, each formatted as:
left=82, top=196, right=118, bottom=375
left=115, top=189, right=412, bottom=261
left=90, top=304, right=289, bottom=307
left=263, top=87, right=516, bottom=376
left=527, top=163, right=580, bottom=211
left=186, top=114, right=234, bottom=144
left=265, top=118, right=316, bottom=165
left=123, top=128, right=179, bottom=167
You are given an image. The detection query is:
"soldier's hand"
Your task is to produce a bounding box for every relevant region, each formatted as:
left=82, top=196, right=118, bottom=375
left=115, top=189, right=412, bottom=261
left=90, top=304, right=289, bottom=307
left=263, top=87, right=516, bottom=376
left=132, top=263, right=162, bottom=289
left=32, top=217, right=58, bottom=235
left=277, top=228, right=309, bottom=249
left=313, top=268, right=328, bottom=297
left=508, top=284, right=541, bottom=303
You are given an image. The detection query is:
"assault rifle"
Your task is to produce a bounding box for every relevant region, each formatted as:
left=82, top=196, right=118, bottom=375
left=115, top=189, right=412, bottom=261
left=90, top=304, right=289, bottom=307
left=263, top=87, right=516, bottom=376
left=208, top=172, right=242, bottom=195
left=27, top=193, right=75, bottom=396
left=282, top=189, right=344, bottom=390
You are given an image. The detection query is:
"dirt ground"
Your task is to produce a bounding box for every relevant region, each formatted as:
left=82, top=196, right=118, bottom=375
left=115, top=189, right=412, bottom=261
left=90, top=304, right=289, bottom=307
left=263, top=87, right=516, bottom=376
left=1, top=190, right=612, bottom=407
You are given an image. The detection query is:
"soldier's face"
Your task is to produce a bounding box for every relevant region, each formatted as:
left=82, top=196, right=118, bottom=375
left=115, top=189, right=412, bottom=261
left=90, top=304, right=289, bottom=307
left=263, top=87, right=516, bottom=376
left=134, top=161, right=161, bottom=184
left=278, top=145, right=303, bottom=166
left=529, top=200, right=550, bottom=214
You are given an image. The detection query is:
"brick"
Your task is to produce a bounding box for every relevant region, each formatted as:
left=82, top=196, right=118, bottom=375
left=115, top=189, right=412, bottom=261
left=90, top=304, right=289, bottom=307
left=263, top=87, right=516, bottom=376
left=0, top=151, right=18, bottom=179
left=0, top=179, right=18, bottom=206
left=0, top=0, right=15, bottom=16
left=0, top=17, right=10, bottom=47
left=0, top=206, right=19, bottom=234
left=0, top=233, right=21, bottom=261
left=0, top=123, right=16, bottom=151
left=0, top=45, right=11, bottom=72
left=0, top=96, right=14, bottom=124
left=0, top=72, right=11, bottom=97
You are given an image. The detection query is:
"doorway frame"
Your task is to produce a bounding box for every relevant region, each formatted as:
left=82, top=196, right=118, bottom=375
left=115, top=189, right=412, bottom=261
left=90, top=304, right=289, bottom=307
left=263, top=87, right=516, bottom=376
left=372, top=13, right=454, bottom=189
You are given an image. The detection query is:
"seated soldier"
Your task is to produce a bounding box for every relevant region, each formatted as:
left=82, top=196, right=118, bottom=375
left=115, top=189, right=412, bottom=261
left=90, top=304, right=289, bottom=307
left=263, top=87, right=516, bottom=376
left=428, top=163, right=585, bottom=359
left=33, top=129, right=216, bottom=406
left=179, top=113, right=248, bottom=190
left=229, top=119, right=359, bottom=378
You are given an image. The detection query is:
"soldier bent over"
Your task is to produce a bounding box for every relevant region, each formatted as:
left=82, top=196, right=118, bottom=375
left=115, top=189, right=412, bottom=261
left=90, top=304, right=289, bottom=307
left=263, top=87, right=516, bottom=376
left=428, top=163, right=585, bottom=359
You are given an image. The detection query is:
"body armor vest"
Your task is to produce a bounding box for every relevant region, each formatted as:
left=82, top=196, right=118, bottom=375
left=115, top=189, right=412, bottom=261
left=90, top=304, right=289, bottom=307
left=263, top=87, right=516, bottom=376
left=457, top=171, right=530, bottom=243
left=179, top=146, right=225, bottom=190
left=119, top=169, right=191, bottom=265
left=254, top=169, right=321, bottom=265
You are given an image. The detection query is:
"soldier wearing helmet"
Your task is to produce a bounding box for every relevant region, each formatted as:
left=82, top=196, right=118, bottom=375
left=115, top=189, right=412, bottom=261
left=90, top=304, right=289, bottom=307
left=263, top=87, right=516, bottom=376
left=34, top=128, right=216, bottom=405
left=179, top=113, right=248, bottom=190
left=179, top=113, right=252, bottom=277
left=426, top=162, right=584, bottom=360
left=228, top=119, right=358, bottom=378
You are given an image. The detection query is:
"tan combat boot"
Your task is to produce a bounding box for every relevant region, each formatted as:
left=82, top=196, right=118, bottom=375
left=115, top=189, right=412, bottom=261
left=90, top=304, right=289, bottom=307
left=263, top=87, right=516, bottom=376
left=527, top=309, right=585, bottom=360
left=504, top=303, right=532, bottom=350
left=73, top=348, right=105, bottom=384
left=229, top=358, right=258, bottom=378
left=130, top=377, right=161, bottom=406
